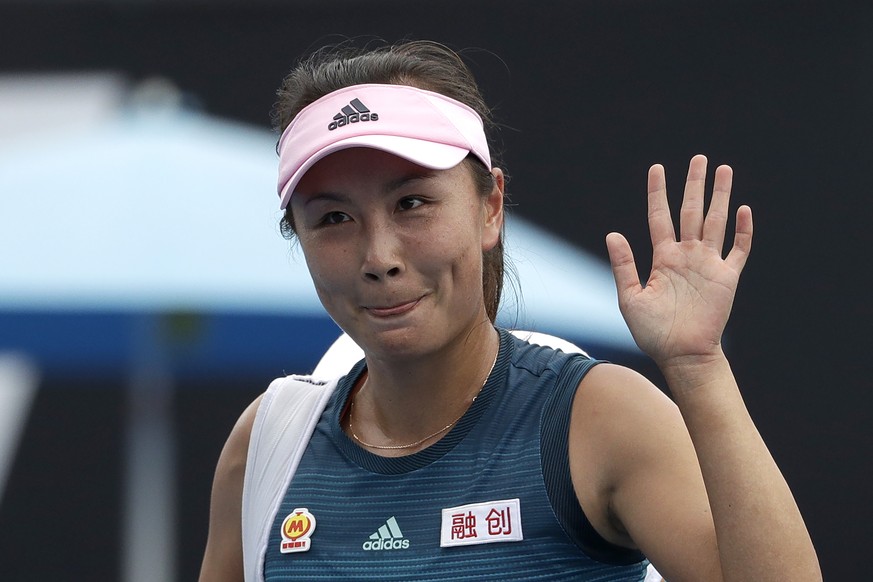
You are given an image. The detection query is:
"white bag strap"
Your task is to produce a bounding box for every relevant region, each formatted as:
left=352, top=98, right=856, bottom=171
left=241, top=374, right=339, bottom=582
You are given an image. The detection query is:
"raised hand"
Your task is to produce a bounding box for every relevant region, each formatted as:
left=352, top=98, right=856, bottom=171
left=605, top=155, right=753, bottom=367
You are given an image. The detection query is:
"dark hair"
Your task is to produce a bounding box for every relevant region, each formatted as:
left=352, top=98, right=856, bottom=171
left=273, top=40, right=506, bottom=323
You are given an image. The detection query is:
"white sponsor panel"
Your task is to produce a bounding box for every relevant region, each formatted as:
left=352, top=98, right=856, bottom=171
left=440, top=498, right=523, bottom=547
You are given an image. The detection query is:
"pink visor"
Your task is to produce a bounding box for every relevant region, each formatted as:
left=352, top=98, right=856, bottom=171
left=276, top=83, right=491, bottom=208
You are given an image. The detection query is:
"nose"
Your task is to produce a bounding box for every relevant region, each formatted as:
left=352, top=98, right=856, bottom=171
left=361, top=223, right=403, bottom=282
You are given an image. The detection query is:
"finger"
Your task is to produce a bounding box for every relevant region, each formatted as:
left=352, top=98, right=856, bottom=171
left=606, top=231, right=642, bottom=303
left=702, top=164, right=733, bottom=253
left=679, top=154, right=708, bottom=241
left=725, top=204, right=753, bottom=274
left=647, top=164, right=676, bottom=249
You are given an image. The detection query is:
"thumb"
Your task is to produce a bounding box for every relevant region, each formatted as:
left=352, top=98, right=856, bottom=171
left=606, top=232, right=641, bottom=300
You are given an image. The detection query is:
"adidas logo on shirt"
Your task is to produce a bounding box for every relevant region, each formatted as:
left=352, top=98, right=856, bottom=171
left=362, top=516, right=410, bottom=551
left=327, top=98, right=379, bottom=131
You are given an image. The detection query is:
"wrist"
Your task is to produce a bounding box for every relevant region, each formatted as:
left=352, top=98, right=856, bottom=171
left=656, top=348, right=733, bottom=401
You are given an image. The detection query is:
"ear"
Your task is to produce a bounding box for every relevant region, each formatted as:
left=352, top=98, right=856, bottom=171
left=481, top=167, right=505, bottom=252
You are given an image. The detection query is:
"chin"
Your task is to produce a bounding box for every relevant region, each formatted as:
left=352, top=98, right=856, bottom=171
left=349, top=324, right=442, bottom=361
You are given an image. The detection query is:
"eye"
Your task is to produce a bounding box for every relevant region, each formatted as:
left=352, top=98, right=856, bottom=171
left=321, top=211, right=350, bottom=225
left=398, top=196, right=424, bottom=211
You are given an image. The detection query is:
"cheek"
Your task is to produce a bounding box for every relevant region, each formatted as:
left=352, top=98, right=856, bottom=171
left=300, top=239, right=352, bottom=300
left=411, top=215, right=483, bottom=285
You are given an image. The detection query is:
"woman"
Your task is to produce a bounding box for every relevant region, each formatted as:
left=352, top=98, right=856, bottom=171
left=200, top=41, right=820, bottom=581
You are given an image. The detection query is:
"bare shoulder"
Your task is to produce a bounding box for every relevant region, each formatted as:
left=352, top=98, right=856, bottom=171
left=568, top=363, right=681, bottom=540
left=570, top=364, right=684, bottom=488
left=569, top=363, right=721, bottom=579
left=573, top=362, right=678, bottom=427
left=218, top=393, right=265, bottom=481
left=198, top=393, right=265, bottom=582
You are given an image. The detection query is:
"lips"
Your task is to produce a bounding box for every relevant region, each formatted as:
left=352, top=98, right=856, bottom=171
left=364, top=297, right=421, bottom=317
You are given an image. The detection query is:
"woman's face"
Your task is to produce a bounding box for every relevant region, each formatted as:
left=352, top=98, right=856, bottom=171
left=290, top=148, right=503, bottom=360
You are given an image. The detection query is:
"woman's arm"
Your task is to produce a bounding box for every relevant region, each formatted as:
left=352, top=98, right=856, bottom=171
left=199, top=395, right=263, bottom=582
left=577, top=155, right=820, bottom=580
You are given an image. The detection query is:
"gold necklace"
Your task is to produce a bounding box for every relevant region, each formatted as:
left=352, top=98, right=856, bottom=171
left=348, top=349, right=499, bottom=451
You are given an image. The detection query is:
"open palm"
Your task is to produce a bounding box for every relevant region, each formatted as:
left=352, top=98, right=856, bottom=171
left=606, top=155, right=753, bottom=366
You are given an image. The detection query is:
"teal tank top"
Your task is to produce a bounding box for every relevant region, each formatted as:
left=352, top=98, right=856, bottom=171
left=264, top=328, right=648, bottom=580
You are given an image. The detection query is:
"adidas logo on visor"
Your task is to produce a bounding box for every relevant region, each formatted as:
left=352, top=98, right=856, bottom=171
left=361, top=516, right=410, bottom=551
left=328, top=98, right=379, bottom=131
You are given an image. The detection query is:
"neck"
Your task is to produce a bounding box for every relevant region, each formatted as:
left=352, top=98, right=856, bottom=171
left=347, top=325, right=500, bottom=455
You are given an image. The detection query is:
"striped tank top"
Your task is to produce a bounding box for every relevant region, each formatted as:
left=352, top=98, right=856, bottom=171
left=263, top=328, right=648, bottom=580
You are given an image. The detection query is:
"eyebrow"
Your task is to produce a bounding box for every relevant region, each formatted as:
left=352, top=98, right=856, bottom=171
left=384, top=171, right=437, bottom=193
left=303, top=192, right=348, bottom=207
left=303, top=171, right=438, bottom=206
